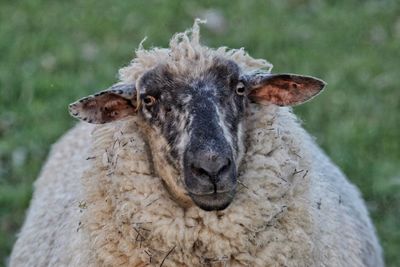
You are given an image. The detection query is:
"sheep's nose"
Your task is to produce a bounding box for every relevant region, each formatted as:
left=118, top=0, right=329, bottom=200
left=184, top=148, right=237, bottom=210
left=190, top=151, right=231, bottom=184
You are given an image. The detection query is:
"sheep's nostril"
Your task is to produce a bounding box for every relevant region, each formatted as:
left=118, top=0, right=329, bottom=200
left=217, top=159, right=231, bottom=176
left=190, top=157, right=231, bottom=181
left=191, top=164, right=209, bottom=178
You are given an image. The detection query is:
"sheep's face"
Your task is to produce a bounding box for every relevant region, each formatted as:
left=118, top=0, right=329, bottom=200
left=137, top=59, right=245, bottom=211
left=69, top=58, right=325, bottom=211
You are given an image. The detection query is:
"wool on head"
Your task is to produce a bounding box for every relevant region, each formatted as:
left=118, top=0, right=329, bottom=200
left=118, top=19, right=272, bottom=96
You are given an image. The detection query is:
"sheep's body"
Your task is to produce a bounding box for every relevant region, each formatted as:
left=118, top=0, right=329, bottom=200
left=10, top=21, right=383, bottom=266
left=10, top=105, right=383, bottom=267
left=9, top=123, right=95, bottom=266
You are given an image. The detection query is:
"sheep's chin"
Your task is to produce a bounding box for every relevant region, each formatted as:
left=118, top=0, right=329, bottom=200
left=189, top=191, right=236, bottom=211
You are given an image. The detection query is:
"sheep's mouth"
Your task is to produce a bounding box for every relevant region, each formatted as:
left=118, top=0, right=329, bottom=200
left=183, top=162, right=238, bottom=211
left=183, top=161, right=238, bottom=211
left=189, top=190, right=236, bottom=211
left=182, top=141, right=237, bottom=211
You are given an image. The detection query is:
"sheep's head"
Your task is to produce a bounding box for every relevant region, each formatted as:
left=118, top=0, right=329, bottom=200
left=69, top=23, right=325, bottom=211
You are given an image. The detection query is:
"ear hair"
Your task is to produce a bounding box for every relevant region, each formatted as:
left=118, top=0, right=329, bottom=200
left=69, top=83, right=137, bottom=124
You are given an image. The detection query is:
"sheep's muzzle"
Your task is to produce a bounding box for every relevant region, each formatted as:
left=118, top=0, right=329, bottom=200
left=183, top=149, right=237, bottom=211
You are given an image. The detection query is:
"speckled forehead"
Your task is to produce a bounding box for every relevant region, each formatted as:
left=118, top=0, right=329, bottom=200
left=137, top=58, right=241, bottom=99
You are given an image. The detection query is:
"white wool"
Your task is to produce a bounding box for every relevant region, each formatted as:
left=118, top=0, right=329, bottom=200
left=10, top=22, right=383, bottom=267
left=76, top=105, right=313, bottom=266
left=118, top=20, right=272, bottom=100
left=10, top=106, right=383, bottom=266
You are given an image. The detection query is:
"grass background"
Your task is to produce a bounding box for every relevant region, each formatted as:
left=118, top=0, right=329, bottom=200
left=0, top=0, right=399, bottom=266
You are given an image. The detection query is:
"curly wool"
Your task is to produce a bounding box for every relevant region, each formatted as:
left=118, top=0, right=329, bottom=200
left=119, top=19, right=272, bottom=108
left=10, top=105, right=383, bottom=266
left=10, top=21, right=383, bottom=267
left=120, top=20, right=272, bottom=84
left=80, top=104, right=313, bottom=266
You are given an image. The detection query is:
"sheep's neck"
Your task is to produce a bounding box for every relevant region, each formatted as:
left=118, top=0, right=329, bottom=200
left=82, top=105, right=313, bottom=266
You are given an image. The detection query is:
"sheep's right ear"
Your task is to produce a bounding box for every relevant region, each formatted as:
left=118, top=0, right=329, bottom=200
left=68, top=83, right=138, bottom=124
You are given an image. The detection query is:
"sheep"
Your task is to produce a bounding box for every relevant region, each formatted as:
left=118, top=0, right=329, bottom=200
left=10, top=20, right=383, bottom=267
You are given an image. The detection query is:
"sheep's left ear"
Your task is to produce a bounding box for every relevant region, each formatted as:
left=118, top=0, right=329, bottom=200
left=68, top=83, right=137, bottom=124
left=247, top=73, right=326, bottom=106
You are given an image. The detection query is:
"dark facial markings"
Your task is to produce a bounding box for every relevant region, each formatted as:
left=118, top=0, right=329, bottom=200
left=137, top=59, right=248, bottom=210
left=138, top=60, right=246, bottom=158
left=207, top=59, right=247, bottom=156
left=138, top=66, right=191, bottom=166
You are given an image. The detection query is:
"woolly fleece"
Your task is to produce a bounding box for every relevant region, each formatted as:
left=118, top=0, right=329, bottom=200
left=10, top=106, right=383, bottom=266
left=10, top=21, right=383, bottom=267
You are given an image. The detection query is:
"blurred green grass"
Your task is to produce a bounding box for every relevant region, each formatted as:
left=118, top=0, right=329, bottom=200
left=0, top=0, right=399, bottom=266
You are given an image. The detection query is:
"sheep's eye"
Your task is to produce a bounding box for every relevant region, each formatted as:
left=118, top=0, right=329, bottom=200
left=143, top=95, right=156, bottom=106
left=235, top=82, right=246, bottom=95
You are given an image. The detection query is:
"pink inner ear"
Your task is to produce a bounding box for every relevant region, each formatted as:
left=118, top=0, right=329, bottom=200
left=249, top=75, right=325, bottom=106
left=98, top=95, right=137, bottom=122
left=251, top=85, right=302, bottom=106
left=83, top=100, right=99, bottom=110
left=71, top=94, right=137, bottom=124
